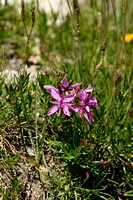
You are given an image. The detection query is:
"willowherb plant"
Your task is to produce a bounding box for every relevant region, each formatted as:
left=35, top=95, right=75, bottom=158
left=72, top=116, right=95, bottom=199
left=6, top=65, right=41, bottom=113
left=44, top=76, right=97, bottom=125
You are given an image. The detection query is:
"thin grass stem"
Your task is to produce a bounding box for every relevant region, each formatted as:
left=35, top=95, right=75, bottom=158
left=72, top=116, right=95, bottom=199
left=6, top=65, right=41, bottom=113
left=35, top=78, right=38, bottom=153
left=20, top=82, right=37, bottom=158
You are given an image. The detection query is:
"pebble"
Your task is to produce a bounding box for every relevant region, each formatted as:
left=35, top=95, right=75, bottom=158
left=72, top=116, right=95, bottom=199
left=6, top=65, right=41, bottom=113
left=0, top=69, right=19, bottom=83
left=28, top=55, right=41, bottom=65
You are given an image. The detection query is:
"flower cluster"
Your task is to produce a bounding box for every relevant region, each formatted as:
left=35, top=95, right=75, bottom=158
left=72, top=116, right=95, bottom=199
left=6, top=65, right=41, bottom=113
left=44, top=77, right=97, bottom=125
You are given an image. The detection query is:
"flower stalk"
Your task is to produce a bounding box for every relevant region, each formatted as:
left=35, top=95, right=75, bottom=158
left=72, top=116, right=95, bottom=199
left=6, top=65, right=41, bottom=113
left=21, top=0, right=36, bottom=62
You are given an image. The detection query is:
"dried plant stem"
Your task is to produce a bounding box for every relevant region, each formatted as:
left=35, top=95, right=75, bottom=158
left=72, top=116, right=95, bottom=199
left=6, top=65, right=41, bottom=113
left=93, top=41, right=105, bottom=86
left=121, top=0, right=127, bottom=60
left=21, top=1, right=29, bottom=38
left=126, top=0, right=133, bottom=32
left=131, top=48, right=133, bottom=66
left=21, top=1, right=35, bottom=62
left=111, top=0, right=119, bottom=68
left=106, top=69, right=121, bottom=134
left=73, top=0, right=80, bottom=37
left=66, top=0, right=83, bottom=79
left=116, top=0, right=127, bottom=66
left=94, top=41, right=105, bottom=77
left=36, top=0, right=45, bottom=55
left=102, top=0, right=109, bottom=41
left=26, top=5, right=35, bottom=60
left=103, top=0, right=107, bottom=39
left=25, top=23, right=34, bottom=57
left=106, top=0, right=109, bottom=35
left=23, top=23, right=29, bottom=39
left=66, top=0, right=77, bottom=37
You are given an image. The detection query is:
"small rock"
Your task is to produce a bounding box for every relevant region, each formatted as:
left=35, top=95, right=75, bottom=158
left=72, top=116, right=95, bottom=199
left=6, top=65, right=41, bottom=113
left=0, top=69, right=18, bottom=83
left=25, top=65, right=39, bottom=80
left=26, top=146, right=35, bottom=157
left=28, top=55, right=41, bottom=65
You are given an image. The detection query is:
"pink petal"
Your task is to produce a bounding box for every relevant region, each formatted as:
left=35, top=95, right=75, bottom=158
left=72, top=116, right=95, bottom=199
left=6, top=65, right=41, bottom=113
left=85, top=85, right=93, bottom=93
left=51, top=89, right=61, bottom=101
left=85, top=105, right=90, bottom=112
left=74, top=83, right=82, bottom=93
left=79, top=90, right=87, bottom=103
left=62, top=77, right=68, bottom=87
left=49, top=100, right=58, bottom=104
left=79, top=109, right=82, bottom=118
left=58, top=107, right=61, bottom=116
left=89, top=96, right=97, bottom=106
left=63, top=93, right=76, bottom=103
left=47, top=105, right=59, bottom=115
left=69, top=82, right=82, bottom=90
left=71, top=106, right=80, bottom=112
left=44, top=85, right=59, bottom=93
left=83, top=112, right=91, bottom=125
left=88, top=112, right=94, bottom=122
left=63, top=106, right=70, bottom=116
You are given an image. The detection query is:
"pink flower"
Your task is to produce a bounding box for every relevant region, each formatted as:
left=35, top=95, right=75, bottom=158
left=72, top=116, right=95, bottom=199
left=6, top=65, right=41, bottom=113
left=85, top=85, right=93, bottom=93
left=60, top=77, right=82, bottom=92
left=44, top=81, right=97, bottom=125
left=47, top=89, right=76, bottom=116
left=44, top=85, right=59, bottom=93
left=72, top=87, right=97, bottom=125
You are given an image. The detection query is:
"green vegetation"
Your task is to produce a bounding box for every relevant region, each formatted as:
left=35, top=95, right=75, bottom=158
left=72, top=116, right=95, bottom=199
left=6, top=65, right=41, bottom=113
left=0, top=1, right=132, bottom=199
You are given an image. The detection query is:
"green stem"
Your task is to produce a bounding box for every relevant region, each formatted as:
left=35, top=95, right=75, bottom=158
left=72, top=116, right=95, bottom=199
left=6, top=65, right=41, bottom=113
left=15, top=96, right=28, bottom=155
left=35, top=79, right=38, bottom=153
left=20, top=83, right=37, bottom=158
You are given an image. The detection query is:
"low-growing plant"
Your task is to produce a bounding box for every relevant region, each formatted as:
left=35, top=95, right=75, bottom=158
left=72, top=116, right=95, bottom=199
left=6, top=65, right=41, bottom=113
left=0, top=179, right=25, bottom=200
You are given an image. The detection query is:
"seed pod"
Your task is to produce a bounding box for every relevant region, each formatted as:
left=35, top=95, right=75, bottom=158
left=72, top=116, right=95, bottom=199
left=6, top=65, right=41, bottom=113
left=94, top=41, right=105, bottom=77
left=21, top=0, right=25, bottom=22
left=73, top=0, right=80, bottom=37
left=114, top=69, right=121, bottom=97
left=31, top=5, right=35, bottom=28
left=123, top=0, right=127, bottom=15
